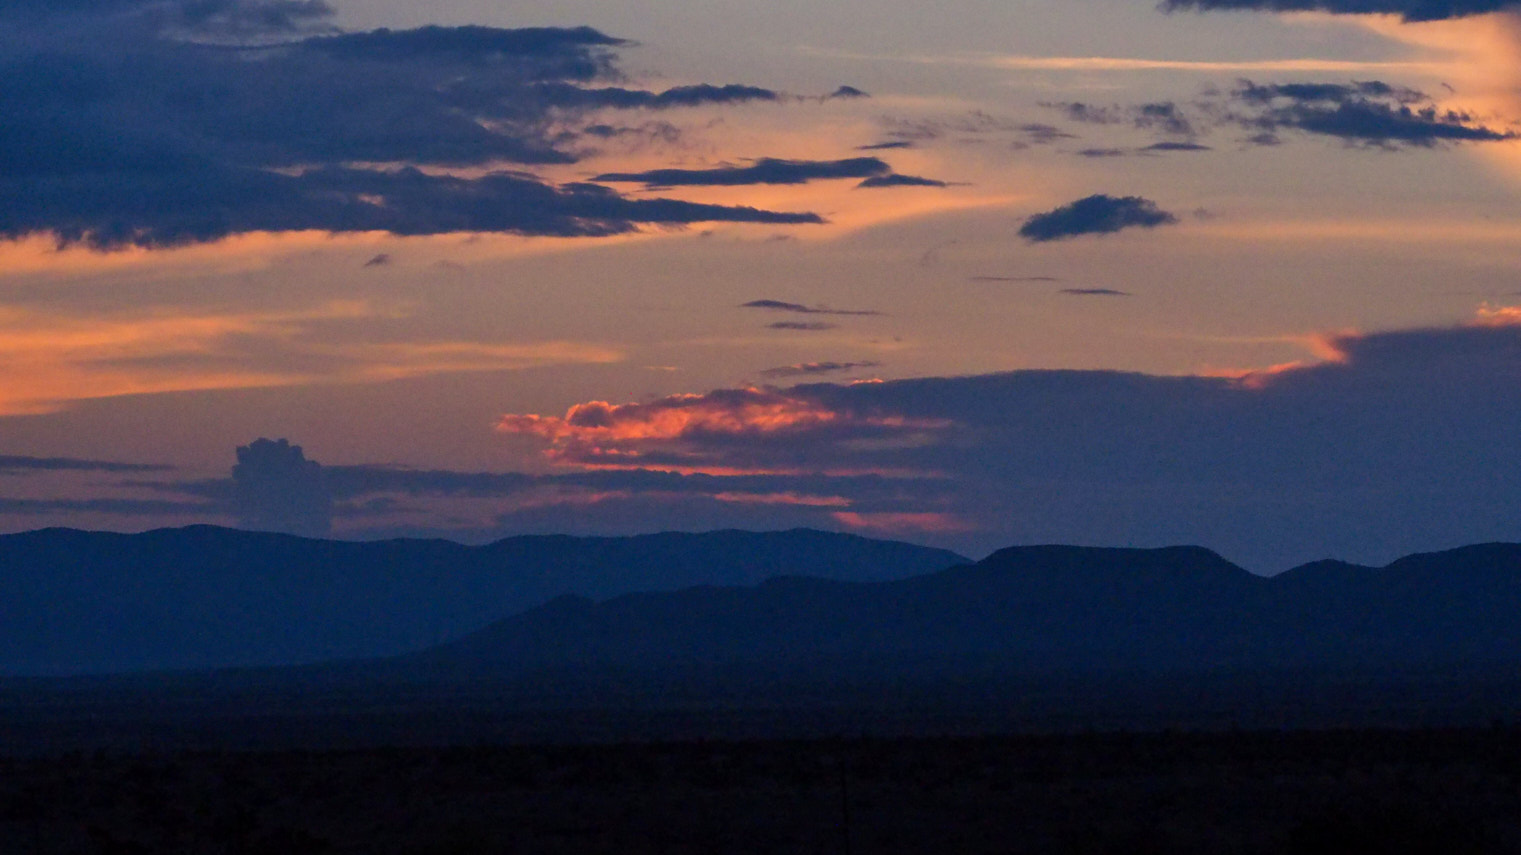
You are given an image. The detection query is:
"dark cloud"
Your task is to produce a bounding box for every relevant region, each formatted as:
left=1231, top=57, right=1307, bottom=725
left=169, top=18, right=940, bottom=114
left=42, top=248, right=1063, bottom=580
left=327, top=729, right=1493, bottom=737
left=0, top=11, right=825, bottom=247
left=874, top=111, right=1037, bottom=148
left=594, top=157, right=894, bottom=187
left=1061, top=288, right=1132, bottom=296
left=830, top=85, right=870, bottom=99
left=857, top=141, right=914, bottom=150
left=1019, top=195, right=1179, bottom=242
left=0, top=497, right=211, bottom=515
left=1141, top=141, right=1212, bottom=152
left=1077, top=141, right=1212, bottom=157
left=741, top=300, right=881, bottom=316
left=970, top=275, right=1062, bottom=283
left=362, top=253, right=391, bottom=268
left=1045, top=100, right=1199, bottom=142
left=1235, top=81, right=1426, bottom=105
left=231, top=437, right=331, bottom=538
left=527, top=82, right=780, bottom=109
left=0, top=455, right=173, bottom=473
left=769, top=321, right=838, bottom=331
left=760, top=361, right=882, bottom=378
left=300, top=24, right=624, bottom=67
left=1134, top=101, right=1196, bottom=136
left=495, top=318, right=1521, bottom=569
left=1161, top=0, right=1519, bottom=22
left=4, top=166, right=821, bottom=248
left=856, top=173, right=948, bottom=188
left=1047, top=82, right=1512, bottom=153
left=1228, top=80, right=1511, bottom=147
left=1018, top=123, right=1078, bottom=145
left=1046, top=102, right=1125, bottom=125
left=31, top=320, right=1521, bottom=570
left=0, top=0, right=336, bottom=37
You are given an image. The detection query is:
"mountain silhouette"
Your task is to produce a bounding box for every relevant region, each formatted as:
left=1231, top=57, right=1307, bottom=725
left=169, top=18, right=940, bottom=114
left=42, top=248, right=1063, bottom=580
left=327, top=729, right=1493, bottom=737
left=406, top=542, right=1521, bottom=684
left=0, top=526, right=967, bottom=675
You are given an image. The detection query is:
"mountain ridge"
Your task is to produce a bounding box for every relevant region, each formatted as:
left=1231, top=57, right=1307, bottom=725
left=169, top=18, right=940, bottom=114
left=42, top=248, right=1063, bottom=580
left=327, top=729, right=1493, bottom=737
left=0, top=524, right=968, bottom=675
left=406, top=540, right=1521, bottom=682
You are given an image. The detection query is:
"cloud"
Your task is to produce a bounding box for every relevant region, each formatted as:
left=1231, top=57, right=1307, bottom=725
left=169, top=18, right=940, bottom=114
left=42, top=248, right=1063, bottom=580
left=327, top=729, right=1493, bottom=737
left=151, top=451, right=954, bottom=524
left=1160, top=0, right=1521, bottom=22
left=1134, top=101, right=1198, bottom=136
left=1077, top=142, right=1212, bottom=156
left=1045, top=100, right=1204, bottom=143
left=0, top=497, right=212, bottom=515
left=1141, top=141, right=1213, bottom=152
left=0, top=0, right=337, bottom=36
left=0, top=12, right=826, bottom=247
left=3, top=167, right=822, bottom=249
left=829, top=85, right=870, bottom=98
left=769, top=321, right=838, bottom=331
left=970, top=275, right=1062, bottom=282
left=231, top=437, right=331, bottom=537
left=362, top=253, right=391, bottom=268
left=857, top=141, right=914, bottom=150
left=527, top=82, right=780, bottom=109
left=496, top=386, right=949, bottom=472
left=1047, top=82, right=1511, bottom=152
left=741, top=299, right=881, bottom=316
left=43, top=315, right=1521, bottom=568
left=1019, top=123, right=1078, bottom=144
left=1019, top=195, right=1179, bottom=242
left=1235, top=81, right=1427, bottom=105
left=759, top=361, right=882, bottom=378
left=1060, top=288, right=1132, bottom=296
left=1227, top=79, right=1512, bottom=146
left=0, top=298, right=629, bottom=415
left=492, top=314, right=1521, bottom=569
left=0, top=454, right=173, bottom=474
left=594, top=157, right=896, bottom=187
left=856, top=174, right=948, bottom=188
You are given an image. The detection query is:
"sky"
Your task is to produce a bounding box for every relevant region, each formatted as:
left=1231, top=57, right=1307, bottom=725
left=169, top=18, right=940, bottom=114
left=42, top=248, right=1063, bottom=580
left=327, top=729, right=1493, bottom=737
left=2, top=0, right=1520, bottom=571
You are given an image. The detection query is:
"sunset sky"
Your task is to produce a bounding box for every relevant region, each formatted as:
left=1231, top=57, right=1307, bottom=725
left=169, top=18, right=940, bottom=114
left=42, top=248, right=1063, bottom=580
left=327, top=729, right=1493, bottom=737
left=3, top=0, right=1520, bottom=571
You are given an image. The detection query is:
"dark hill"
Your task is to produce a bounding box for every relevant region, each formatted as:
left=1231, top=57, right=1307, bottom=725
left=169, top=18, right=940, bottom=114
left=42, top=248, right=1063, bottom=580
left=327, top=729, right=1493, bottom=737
left=0, top=526, right=967, bottom=675
left=410, top=542, right=1521, bottom=685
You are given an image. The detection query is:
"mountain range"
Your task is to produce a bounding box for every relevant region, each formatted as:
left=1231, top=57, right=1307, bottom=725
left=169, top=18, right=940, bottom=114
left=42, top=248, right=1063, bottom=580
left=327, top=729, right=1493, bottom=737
left=0, top=526, right=965, bottom=675
left=406, top=542, right=1521, bottom=686
left=3, top=531, right=1521, bottom=746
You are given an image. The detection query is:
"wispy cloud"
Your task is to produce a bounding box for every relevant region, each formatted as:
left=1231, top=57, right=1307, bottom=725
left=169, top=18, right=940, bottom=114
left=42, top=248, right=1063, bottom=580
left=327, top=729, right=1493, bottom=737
left=741, top=299, right=882, bottom=316
left=802, top=46, right=1446, bottom=74
left=0, top=455, right=173, bottom=474
left=0, top=302, right=624, bottom=414
left=760, top=361, right=882, bottom=378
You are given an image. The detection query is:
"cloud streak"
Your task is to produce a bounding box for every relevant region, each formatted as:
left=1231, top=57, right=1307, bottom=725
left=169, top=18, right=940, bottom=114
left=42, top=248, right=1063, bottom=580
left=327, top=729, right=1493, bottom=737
left=594, top=157, right=918, bottom=187
left=0, top=455, right=173, bottom=474
left=1161, top=0, right=1521, bottom=22
left=759, top=361, right=883, bottom=378
left=741, top=300, right=882, bottom=316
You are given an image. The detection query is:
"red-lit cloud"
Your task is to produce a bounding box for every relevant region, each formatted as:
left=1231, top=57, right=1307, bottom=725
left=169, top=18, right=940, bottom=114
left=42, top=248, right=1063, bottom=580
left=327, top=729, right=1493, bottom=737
left=497, top=386, right=950, bottom=471
left=485, top=313, right=1521, bottom=566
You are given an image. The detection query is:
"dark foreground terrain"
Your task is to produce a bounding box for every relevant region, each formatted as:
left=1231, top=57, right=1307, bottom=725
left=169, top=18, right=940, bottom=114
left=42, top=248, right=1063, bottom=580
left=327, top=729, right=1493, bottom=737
left=4, top=727, right=1521, bottom=854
